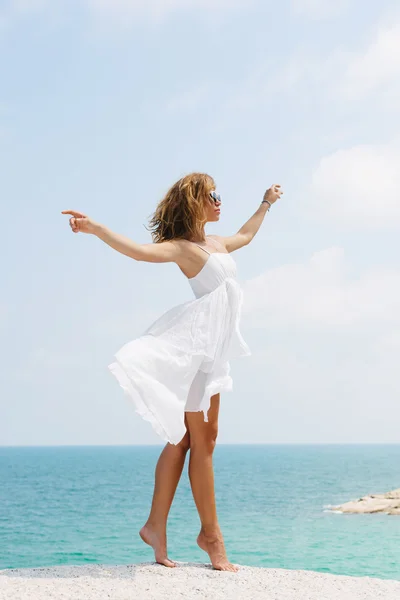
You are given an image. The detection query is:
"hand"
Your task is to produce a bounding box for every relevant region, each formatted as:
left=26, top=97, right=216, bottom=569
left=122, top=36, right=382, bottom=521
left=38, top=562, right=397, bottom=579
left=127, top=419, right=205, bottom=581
left=263, top=184, right=283, bottom=205
left=61, top=210, right=97, bottom=234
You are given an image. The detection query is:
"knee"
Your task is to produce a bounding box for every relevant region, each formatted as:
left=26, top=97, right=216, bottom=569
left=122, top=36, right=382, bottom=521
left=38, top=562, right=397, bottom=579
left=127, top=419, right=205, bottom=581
left=208, top=423, right=218, bottom=451
left=191, top=423, right=218, bottom=455
left=176, top=431, right=191, bottom=453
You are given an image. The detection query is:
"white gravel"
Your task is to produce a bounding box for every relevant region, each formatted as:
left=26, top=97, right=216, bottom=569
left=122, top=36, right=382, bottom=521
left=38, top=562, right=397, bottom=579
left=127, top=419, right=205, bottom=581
left=1, top=562, right=400, bottom=600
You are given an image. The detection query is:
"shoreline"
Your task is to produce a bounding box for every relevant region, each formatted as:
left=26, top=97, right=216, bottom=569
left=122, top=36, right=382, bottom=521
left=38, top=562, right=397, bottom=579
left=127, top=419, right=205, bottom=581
left=1, top=562, right=400, bottom=600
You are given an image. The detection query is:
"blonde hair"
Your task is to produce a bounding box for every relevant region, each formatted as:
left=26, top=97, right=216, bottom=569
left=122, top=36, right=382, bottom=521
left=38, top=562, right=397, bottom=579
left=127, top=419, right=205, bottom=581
left=146, top=172, right=215, bottom=243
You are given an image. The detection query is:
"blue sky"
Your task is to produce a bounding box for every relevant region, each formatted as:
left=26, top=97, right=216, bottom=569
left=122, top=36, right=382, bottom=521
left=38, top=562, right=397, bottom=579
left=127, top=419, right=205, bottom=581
left=1, top=0, right=400, bottom=446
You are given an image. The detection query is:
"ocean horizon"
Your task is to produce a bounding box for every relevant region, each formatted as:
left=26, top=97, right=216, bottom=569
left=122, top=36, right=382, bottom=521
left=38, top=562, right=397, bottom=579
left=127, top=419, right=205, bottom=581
left=2, top=444, right=400, bottom=580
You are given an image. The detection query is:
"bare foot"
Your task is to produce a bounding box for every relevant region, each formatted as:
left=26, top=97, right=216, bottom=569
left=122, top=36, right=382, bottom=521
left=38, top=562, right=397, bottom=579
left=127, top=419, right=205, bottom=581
left=197, top=528, right=239, bottom=572
left=139, top=524, right=176, bottom=568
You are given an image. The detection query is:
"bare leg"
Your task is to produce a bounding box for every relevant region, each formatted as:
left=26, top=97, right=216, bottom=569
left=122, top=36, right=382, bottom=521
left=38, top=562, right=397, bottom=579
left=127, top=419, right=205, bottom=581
left=140, top=428, right=190, bottom=567
left=185, top=395, right=238, bottom=572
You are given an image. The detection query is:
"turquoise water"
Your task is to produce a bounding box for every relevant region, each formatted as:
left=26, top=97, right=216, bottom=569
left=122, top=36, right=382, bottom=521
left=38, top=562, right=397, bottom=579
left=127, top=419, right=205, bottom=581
left=1, top=445, right=400, bottom=580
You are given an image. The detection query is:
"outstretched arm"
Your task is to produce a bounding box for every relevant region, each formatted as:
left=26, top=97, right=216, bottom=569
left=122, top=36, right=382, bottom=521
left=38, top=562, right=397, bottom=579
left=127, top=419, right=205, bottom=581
left=61, top=210, right=178, bottom=263
left=210, top=184, right=283, bottom=253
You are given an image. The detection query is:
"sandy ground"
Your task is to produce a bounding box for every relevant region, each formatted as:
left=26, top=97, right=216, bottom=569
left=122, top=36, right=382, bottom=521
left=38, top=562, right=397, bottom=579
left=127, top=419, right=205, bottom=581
left=1, top=562, right=400, bottom=600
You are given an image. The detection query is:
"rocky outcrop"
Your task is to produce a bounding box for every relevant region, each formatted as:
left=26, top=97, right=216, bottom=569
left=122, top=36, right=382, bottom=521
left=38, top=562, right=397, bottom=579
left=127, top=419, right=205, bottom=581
left=331, top=488, right=400, bottom=515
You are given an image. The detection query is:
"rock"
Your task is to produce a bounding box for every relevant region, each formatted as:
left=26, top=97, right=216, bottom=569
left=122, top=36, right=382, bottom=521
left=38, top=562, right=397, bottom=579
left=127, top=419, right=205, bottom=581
left=1, top=562, right=400, bottom=600
left=384, top=489, right=400, bottom=499
left=331, top=488, right=400, bottom=515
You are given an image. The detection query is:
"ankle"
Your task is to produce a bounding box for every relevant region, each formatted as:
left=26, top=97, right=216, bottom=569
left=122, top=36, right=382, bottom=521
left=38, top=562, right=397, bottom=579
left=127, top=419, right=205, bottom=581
left=144, top=519, right=167, bottom=532
left=199, top=524, right=222, bottom=539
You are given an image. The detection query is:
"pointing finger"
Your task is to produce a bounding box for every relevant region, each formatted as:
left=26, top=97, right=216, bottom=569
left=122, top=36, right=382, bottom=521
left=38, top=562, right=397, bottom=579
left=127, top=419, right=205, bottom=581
left=62, top=210, right=86, bottom=218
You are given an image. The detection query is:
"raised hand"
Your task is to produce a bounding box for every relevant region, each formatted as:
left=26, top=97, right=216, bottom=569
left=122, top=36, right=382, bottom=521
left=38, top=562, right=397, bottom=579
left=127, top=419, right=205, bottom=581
left=263, top=184, right=283, bottom=206
left=61, top=210, right=97, bottom=234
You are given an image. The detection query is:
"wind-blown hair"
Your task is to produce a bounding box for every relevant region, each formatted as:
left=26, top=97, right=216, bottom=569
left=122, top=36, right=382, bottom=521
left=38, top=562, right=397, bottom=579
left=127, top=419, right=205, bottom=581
left=146, top=172, right=215, bottom=243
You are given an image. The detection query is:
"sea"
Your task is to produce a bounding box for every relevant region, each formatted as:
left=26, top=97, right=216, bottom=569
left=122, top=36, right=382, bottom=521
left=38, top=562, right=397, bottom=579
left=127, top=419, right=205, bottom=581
left=1, top=444, right=400, bottom=580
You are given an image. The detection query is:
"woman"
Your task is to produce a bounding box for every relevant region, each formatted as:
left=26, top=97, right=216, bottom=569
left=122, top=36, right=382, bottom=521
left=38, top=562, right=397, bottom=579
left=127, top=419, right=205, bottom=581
left=62, top=173, right=282, bottom=572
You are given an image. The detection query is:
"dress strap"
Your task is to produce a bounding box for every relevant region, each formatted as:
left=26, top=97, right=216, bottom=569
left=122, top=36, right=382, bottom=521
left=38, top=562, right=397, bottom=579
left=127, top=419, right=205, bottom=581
left=192, top=242, right=211, bottom=255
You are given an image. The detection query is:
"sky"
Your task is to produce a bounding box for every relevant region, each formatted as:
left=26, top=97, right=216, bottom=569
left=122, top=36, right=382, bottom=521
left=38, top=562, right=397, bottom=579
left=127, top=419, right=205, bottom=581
left=1, top=0, right=399, bottom=446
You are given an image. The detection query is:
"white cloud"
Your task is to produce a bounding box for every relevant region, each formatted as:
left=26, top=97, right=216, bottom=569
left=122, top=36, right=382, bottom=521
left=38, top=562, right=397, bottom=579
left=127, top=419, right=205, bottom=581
left=220, top=18, right=400, bottom=232
left=219, top=15, right=400, bottom=122
left=243, top=247, right=400, bottom=330
left=291, top=0, right=350, bottom=20
left=308, top=142, right=400, bottom=229
left=291, top=19, right=400, bottom=106
left=338, top=22, right=400, bottom=101
left=240, top=247, right=400, bottom=443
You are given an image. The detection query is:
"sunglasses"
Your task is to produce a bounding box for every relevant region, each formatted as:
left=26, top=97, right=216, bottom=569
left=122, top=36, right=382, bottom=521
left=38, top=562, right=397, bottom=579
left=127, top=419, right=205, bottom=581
left=209, top=191, right=221, bottom=204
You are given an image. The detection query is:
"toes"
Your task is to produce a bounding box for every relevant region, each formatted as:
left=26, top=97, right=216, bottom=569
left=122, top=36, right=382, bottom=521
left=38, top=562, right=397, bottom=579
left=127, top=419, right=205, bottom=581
left=229, top=563, right=239, bottom=572
left=165, top=559, right=176, bottom=568
left=216, top=563, right=238, bottom=572
left=158, top=558, right=176, bottom=568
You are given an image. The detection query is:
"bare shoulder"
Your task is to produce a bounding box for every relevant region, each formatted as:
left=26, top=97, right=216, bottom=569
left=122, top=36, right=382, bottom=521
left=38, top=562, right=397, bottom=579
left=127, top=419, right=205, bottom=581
left=207, top=233, right=251, bottom=253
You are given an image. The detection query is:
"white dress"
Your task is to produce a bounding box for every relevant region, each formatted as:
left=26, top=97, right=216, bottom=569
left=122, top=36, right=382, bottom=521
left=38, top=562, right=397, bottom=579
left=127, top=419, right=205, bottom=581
left=108, top=240, right=251, bottom=445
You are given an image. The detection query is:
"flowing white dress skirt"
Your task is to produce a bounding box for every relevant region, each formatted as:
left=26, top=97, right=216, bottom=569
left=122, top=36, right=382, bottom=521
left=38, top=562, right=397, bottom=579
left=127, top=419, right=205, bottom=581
left=108, top=253, right=251, bottom=445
